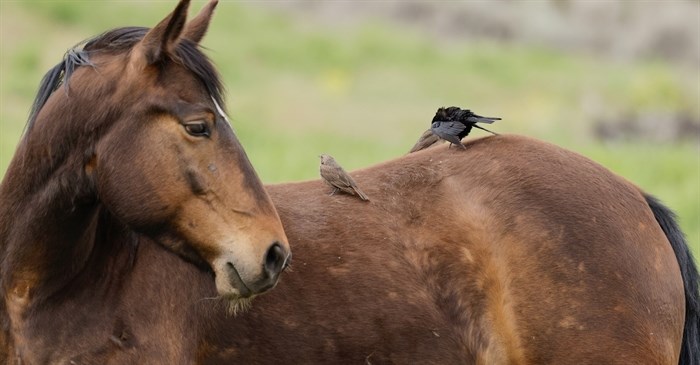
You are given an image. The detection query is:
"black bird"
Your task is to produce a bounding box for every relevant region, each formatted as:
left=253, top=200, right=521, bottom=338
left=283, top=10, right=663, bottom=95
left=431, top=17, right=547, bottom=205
left=430, top=106, right=500, bottom=149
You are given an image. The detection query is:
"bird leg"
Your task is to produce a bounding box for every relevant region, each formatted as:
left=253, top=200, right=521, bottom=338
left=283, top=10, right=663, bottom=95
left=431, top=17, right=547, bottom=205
left=329, top=188, right=340, bottom=196
left=449, top=142, right=467, bottom=150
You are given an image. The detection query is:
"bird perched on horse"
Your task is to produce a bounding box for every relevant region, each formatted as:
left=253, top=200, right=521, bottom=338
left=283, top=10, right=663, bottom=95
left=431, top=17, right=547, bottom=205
left=409, top=129, right=442, bottom=153
left=319, top=154, right=370, bottom=201
left=430, top=106, right=500, bottom=150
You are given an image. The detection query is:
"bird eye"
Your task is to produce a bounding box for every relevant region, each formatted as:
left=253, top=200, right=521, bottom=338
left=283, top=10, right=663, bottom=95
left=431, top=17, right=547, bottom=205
left=184, top=121, right=210, bottom=137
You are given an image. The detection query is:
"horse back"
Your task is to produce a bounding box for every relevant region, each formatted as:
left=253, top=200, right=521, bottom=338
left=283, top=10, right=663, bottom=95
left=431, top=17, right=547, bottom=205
left=262, top=135, right=685, bottom=364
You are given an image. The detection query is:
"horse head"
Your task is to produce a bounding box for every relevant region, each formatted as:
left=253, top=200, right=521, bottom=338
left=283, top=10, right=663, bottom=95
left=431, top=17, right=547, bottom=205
left=6, top=0, right=290, bottom=306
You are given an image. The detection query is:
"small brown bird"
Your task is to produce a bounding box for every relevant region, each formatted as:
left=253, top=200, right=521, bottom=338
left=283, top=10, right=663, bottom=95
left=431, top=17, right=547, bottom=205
left=409, top=129, right=443, bottom=153
left=319, top=154, right=369, bottom=201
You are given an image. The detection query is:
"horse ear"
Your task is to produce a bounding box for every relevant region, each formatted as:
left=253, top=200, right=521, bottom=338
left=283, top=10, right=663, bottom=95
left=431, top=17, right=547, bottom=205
left=138, top=0, right=191, bottom=64
left=183, top=0, right=218, bottom=43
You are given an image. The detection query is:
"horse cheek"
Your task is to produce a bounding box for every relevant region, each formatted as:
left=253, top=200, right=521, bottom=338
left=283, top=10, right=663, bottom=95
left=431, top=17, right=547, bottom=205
left=94, top=129, right=172, bottom=230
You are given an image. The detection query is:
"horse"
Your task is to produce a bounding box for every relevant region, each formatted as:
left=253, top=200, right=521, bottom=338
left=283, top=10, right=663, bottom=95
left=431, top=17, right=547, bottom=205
left=0, top=0, right=292, bottom=362
left=251, top=136, right=699, bottom=365
left=2, top=1, right=698, bottom=364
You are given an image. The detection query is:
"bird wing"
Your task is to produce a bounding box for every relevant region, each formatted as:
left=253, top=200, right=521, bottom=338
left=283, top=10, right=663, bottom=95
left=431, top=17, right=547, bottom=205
left=336, top=168, right=358, bottom=188
left=321, top=163, right=354, bottom=188
left=337, top=170, right=369, bottom=200
left=431, top=121, right=466, bottom=145
left=432, top=121, right=466, bottom=135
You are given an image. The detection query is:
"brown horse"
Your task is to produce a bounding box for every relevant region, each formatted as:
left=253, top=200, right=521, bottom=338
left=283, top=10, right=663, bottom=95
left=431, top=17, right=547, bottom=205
left=251, top=137, right=699, bottom=365
left=2, top=1, right=698, bottom=364
left=0, top=0, right=292, bottom=362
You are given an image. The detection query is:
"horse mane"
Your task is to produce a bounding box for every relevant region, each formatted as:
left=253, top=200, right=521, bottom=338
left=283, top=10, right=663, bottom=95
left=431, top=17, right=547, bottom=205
left=4, top=27, right=227, bottom=302
left=25, top=26, right=225, bottom=135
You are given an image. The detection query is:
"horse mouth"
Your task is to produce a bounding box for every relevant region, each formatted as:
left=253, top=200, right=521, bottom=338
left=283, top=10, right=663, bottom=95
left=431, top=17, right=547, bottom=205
left=225, top=262, right=253, bottom=298
left=210, top=241, right=289, bottom=304
left=215, top=263, right=258, bottom=316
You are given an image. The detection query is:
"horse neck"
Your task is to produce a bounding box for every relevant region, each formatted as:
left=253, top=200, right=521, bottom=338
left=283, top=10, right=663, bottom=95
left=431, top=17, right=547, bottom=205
left=0, top=104, right=121, bottom=303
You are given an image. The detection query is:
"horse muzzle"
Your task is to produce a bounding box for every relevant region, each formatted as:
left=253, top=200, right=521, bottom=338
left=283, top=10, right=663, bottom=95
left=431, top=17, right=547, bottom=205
left=212, top=241, right=291, bottom=298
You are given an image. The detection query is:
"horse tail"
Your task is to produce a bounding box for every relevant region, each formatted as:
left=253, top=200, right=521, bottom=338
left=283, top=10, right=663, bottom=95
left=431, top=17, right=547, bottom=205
left=644, top=193, right=699, bottom=365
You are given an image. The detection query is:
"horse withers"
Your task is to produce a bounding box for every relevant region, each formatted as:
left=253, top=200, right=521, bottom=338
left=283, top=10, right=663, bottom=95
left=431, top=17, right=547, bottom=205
left=0, top=0, right=290, bottom=362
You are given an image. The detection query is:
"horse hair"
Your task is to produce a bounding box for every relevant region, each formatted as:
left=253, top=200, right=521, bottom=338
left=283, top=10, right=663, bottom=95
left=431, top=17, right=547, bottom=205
left=25, top=26, right=224, bottom=135
left=644, top=193, right=700, bottom=365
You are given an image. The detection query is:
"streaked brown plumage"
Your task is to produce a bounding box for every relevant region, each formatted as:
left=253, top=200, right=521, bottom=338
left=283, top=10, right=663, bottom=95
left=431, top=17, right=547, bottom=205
left=409, top=129, right=443, bottom=153
left=319, top=154, right=369, bottom=201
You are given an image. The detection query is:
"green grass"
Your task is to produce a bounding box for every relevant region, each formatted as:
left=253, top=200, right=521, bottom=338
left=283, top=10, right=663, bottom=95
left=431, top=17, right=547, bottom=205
left=574, top=142, right=700, bottom=254
left=1, top=1, right=698, bottom=258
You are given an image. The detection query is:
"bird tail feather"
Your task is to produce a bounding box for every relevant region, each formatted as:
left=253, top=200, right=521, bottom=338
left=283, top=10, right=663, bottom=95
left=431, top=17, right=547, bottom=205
left=472, top=124, right=499, bottom=135
left=466, top=116, right=500, bottom=124
left=355, top=188, right=370, bottom=201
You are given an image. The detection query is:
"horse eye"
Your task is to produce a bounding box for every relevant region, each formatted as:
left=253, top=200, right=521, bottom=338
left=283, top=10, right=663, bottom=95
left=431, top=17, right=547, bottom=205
left=184, top=121, right=210, bottom=137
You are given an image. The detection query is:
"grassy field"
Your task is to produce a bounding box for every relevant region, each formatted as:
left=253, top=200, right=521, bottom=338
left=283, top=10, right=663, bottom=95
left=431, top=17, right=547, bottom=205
left=1, top=1, right=698, bottom=258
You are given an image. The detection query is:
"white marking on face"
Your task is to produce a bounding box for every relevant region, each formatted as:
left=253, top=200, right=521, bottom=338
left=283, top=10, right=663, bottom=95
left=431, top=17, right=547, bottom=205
left=211, top=96, right=233, bottom=130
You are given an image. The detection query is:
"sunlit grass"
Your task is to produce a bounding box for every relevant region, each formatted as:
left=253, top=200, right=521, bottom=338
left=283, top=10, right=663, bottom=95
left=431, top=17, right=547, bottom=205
left=574, top=142, right=700, bottom=255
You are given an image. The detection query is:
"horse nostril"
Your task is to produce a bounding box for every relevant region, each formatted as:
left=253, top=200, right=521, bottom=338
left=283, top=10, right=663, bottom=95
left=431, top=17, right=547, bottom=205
left=264, top=242, right=286, bottom=279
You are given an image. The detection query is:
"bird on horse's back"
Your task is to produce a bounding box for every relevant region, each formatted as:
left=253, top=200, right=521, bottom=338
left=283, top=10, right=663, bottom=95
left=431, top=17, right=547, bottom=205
left=215, top=135, right=696, bottom=365
left=1, top=1, right=697, bottom=364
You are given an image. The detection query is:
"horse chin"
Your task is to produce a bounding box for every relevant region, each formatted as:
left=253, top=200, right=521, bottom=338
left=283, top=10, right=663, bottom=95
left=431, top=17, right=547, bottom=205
left=222, top=294, right=256, bottom=317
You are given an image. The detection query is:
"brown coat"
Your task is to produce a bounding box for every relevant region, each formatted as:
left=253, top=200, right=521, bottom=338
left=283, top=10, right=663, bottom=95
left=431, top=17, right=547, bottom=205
left=1, top=135, right=692, bottom=364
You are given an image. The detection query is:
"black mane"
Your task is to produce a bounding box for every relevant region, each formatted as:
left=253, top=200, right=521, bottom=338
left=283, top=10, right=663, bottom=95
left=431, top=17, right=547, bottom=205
left=25, top=26, right=225, bottom=134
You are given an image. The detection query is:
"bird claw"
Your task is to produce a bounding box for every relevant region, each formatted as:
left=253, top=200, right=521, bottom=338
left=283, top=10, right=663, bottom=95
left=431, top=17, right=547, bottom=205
left=448, top=143, right=467, bottom=150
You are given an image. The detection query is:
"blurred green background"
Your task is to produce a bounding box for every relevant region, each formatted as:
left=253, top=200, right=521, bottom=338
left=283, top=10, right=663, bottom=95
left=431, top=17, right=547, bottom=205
left=0, top=1, right=698, bottom=258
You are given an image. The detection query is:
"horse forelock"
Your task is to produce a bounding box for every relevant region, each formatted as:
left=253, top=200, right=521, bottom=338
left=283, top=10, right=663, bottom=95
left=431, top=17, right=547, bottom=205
left=24, top=26, right=225, bottom=137
left=6, top=25, right=231, bottom=241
